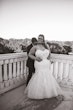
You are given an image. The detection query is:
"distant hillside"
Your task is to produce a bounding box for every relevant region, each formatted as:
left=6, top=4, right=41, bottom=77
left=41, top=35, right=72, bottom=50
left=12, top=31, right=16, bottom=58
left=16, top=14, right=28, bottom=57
left=0, top=37, right=31, bottom=53
left=8, top=38, right=31, bottom=52
left=0, top=37, right=73, bottom=54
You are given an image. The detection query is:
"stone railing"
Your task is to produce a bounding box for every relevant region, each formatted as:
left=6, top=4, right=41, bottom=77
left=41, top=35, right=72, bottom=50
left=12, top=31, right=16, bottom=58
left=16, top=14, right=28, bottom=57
left=51, top=54, right=73, bottom=88
left=0, top=52, right=27, bottom=94
left=0, top=52, right=73, bottom=94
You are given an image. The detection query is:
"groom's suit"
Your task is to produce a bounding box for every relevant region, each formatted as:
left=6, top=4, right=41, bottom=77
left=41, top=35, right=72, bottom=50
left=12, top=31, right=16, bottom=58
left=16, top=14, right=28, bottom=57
left=26, top=44, right=35, bottom=85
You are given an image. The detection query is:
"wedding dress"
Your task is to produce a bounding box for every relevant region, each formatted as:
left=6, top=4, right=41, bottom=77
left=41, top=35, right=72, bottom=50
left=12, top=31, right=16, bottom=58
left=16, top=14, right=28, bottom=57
left=25, top=49, right=73, bottom=100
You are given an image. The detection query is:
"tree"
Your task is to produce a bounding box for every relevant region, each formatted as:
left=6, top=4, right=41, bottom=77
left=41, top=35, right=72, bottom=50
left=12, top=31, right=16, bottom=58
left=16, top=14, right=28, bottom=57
left=47, top=42, right=63, bottom=54
left=63, top=45, right=72, bottom=54
left=0, top=43, right=14, bottom=54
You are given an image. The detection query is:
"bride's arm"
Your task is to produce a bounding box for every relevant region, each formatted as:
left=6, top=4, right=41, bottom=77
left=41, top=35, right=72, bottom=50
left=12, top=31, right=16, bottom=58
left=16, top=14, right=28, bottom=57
left=47, top=50, right=51, bottom=60
left=44, top=43, right=51, bottom=60
left=44, top=42, right=54, bottom=63
left=46, top=44, right=54, bottom=63
left=28, top=46, right=42, bottom=62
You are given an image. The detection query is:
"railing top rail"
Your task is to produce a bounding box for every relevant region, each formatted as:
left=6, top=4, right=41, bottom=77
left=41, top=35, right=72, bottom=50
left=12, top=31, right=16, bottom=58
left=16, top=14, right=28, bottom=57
left=0, top=52, right=73, bottom=61
left=51, top=53, right=73, bottom=60
left=0, top=52, right=27, bottom=60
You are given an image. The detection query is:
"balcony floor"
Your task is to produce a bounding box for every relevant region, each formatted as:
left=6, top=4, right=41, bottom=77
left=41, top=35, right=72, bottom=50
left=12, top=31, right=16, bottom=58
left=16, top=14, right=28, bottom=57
left=0, top=85, right=73, bottom=110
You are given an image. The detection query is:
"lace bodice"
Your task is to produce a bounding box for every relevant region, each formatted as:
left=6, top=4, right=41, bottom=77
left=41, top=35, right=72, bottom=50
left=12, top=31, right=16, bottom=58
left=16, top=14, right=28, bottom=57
left=35, top=49, right=49, bottom=60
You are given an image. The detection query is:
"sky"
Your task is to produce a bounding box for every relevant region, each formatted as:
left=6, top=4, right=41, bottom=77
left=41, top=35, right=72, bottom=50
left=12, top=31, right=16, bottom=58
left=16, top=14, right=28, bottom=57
left=0, top=0, right=73, bottom=41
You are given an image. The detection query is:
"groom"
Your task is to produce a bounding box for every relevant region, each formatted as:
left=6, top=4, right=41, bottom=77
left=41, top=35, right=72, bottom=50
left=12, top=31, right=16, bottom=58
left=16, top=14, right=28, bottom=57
left=26, top=37, right=37, bottom=86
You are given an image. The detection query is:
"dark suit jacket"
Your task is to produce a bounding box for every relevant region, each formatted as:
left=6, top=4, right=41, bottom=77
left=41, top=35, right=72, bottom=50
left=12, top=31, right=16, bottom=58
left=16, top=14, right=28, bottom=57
left=26, top=44, right=35, bottom=73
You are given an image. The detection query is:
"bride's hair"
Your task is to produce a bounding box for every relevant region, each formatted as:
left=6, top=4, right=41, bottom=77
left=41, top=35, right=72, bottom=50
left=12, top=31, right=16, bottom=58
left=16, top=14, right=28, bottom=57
left=43, top=42, right=49, bottom=49
left=38, top=34, right=49, bottom=49
left=38, top=34, right=45, bottom=42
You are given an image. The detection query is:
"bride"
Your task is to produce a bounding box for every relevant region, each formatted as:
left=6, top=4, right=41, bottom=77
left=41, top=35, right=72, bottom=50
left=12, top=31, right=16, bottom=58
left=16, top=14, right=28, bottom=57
left=25, top=34, right=73, bottom=100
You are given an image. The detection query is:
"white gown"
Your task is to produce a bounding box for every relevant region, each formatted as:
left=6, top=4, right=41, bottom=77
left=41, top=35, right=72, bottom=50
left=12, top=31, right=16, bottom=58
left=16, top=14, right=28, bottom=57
left=26, top=49, right=73, bottom=100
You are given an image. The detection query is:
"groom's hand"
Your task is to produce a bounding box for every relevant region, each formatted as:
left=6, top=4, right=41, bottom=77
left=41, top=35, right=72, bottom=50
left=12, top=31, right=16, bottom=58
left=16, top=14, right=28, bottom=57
left=36, top=57, right=42, bottom=62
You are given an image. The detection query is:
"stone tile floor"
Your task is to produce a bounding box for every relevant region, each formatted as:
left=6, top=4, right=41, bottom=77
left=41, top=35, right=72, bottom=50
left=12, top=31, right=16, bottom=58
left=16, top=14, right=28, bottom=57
left=0, top=85, right=73, bottom=110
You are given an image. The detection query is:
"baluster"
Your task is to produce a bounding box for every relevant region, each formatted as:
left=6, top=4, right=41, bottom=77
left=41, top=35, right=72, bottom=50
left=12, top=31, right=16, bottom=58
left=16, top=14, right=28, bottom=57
left=62, top=63, right=69, bottom=85
left=0, top=64, right=3, bottom=82
left=0, top=60, right=4, bottom=89
left=12, top=61, right=17, bottom=83
left=63, top=63, right=69, bottom=80
left=13, top=62, right=16, bottom=78
left=9, top=59, right=14, bottom=85
left=24, top=60, right=27, bottom=80
left=17, top=61, right=20, bottom=80
left=4, top=60, right=9, bottom=87
left=9, top=62, right=14, bottom=85
left=9, top=63, right=12, bottom=79
left=4, top=61, right=8, bottom=81
left=20, top=60, right=24, bottom=79
left=68, top=64, right=73, bottom=84
left=53, top=61, right=58, bottom=79
left=57, top=62, right=63, bottom=81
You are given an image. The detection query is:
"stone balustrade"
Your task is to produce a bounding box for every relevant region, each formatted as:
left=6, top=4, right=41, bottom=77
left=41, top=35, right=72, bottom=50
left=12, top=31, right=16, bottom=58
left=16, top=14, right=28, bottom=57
left=0, top=52, right=73, bottom=94
left=51, top=54, right=73, bottom=88
left=0, top=52, right=27, bottom=94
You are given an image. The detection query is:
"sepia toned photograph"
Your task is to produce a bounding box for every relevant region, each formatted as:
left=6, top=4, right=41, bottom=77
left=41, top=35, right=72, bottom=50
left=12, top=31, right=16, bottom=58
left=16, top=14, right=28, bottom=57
left=0, top=0, right=73, bottom=110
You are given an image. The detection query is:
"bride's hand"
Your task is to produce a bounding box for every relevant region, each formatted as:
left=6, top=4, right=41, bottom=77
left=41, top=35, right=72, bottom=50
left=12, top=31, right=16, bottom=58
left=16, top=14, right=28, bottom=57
left=51, top=61, right=54, bottom=64
left=35, top=57, right=42, bottom=62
